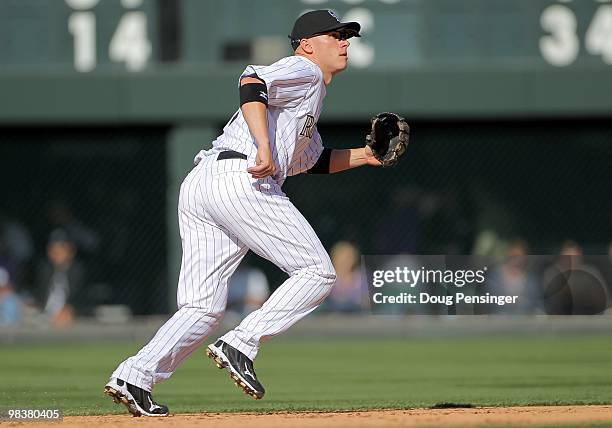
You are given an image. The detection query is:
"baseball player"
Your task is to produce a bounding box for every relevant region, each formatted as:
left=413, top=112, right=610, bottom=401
left=104, top=9, right=407, bottom=417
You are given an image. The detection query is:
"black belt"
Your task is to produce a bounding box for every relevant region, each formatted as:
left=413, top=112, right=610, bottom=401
left=217, top=150, right=247, bottom=161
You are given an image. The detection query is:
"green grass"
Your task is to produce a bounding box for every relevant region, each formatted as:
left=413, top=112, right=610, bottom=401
left=0, top=334, right=611, bottom=415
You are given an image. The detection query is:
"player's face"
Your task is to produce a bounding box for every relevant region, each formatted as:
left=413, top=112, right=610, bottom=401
left=310, top=31, right=351, bottom=75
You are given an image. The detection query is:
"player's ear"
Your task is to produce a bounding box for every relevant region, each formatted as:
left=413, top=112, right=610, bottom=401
left=300, top=38, right=314, bottom=54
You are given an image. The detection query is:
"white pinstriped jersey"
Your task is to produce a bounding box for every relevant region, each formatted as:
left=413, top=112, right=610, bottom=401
left=111, top=54, right=339, bottom=393
left=211, top=55, right=327, bottom=185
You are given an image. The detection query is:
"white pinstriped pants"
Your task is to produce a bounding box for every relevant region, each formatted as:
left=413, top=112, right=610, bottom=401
left=111, top=152, right=336, bottom=391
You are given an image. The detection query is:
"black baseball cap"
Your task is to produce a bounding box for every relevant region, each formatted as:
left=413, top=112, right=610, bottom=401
left=289, top=9, right=361, bottom=49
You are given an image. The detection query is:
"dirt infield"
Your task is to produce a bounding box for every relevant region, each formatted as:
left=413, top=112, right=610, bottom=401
left=10, top=405, right=612, bottom=427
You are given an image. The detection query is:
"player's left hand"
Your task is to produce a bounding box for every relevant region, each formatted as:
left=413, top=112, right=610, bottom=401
left=248, top=143, right=276, bottom=178
left=365, top=112, right=410, bottom=167
left=364, top=145, right=383, bottom=167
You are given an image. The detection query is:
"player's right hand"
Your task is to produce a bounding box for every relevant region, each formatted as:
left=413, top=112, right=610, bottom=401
left=248, top=143, right=276, bottom=179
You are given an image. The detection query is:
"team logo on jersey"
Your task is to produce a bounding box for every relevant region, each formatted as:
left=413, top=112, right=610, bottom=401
left=299, top=114, right=316, bottom=138
left=328, top=10, right=340, bottom=22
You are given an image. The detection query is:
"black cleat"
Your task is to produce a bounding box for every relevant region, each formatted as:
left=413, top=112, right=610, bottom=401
left=104, top=378, right=169, bottom=417
left=206, top=340, right=265, bottom=399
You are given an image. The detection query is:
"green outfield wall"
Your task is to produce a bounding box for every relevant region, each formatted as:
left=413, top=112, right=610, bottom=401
left=1, top=67, right=612, bottom=123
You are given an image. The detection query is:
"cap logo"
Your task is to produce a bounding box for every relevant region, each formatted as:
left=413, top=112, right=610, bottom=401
left=328, top=10, right=340, bottom=22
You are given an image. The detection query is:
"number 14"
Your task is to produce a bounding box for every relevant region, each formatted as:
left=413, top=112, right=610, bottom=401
left=68, top=10, right=152, bottom=72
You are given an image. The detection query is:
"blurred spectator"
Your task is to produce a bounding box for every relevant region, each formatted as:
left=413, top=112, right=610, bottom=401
left=35, top=229, right=87, bottom=327
left=472, top=230, right=507, bottom=260
left=372, top=186, right=465, bottom=254
left=0, top=210, right=34, bottom=287
left=372, top=186, right=422, bottom=254
left=606, top=242, right=612, bottom=300
left=541, top=241, right=608, bottom=315
left=481, top=239, right=541, bottom=314
left=46, top=200, right=100, bottom=255
left=0, top=265, right=21, bottom=325
left=419, top=191, right=467, bottom=254
left=326, top=241, right=368, bottom=313
left=226, top=265, right=270, bottom=319
left=470, top=182, right=521, bottom=257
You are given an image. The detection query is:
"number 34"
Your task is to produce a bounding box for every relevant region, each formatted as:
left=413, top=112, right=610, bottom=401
left=540, top=3, right=612, bottom=66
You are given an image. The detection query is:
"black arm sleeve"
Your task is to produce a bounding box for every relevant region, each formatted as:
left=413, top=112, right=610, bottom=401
left=306, top=148, right=332, bottom=174
left=240, top=81, right=268, bottom=107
